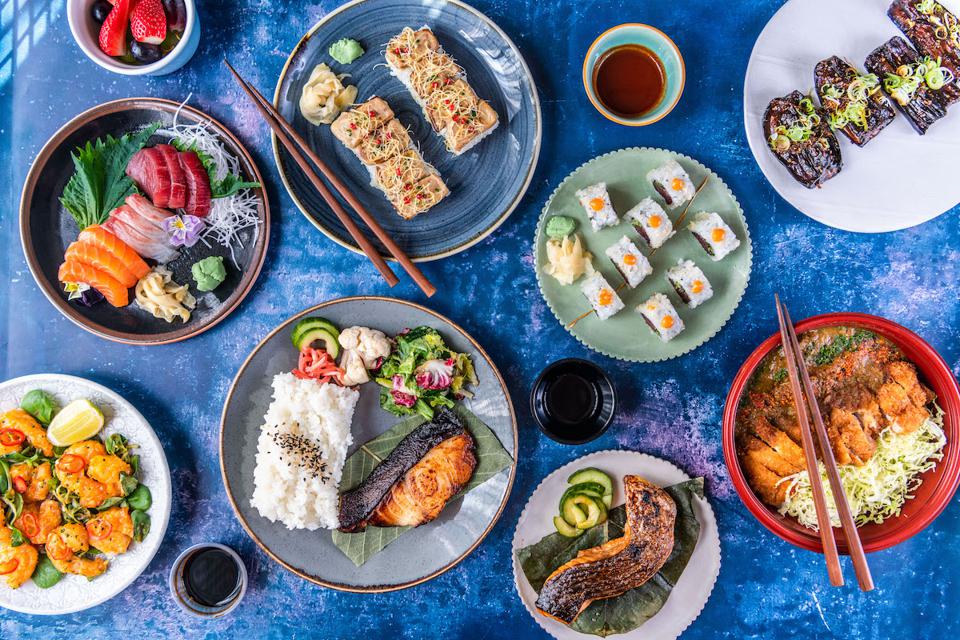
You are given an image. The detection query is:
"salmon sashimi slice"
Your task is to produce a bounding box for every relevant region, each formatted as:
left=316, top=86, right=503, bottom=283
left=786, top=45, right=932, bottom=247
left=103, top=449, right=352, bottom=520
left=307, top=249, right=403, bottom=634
left=58, top=259, right=129, bottom=307
left=64, top=240, right=139, bottom=288
left=78, top=225, right=149, bottom=280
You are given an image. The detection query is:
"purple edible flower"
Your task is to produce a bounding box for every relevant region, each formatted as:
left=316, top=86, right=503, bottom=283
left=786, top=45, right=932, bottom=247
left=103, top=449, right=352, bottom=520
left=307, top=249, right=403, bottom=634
left=162, top=214, right=205, bottom=248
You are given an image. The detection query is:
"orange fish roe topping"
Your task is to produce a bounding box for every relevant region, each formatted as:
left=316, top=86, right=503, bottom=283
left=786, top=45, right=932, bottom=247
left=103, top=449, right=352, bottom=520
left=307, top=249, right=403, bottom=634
left=623, top=254, right=638, bottom=266
left=598, top=289, right=614, bottom=306
left=661, top=315, right=675, bottom=329
left=589, top=198, right=605, bottom=212
left=670, top=177, right=685, bottom=191
left=691, top=280, right=704, bottom=294
left=711, top=228, right=726, bottom=242
left=648, top=215, right=662, bottom=228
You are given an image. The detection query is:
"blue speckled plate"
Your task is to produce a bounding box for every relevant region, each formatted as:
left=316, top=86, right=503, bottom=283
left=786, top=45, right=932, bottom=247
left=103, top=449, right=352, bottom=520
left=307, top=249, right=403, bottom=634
left=274, top=0, right=541, bottom=262
left=219, top=297, right=517, bottom=592
left=534, top=148, right=752, bottom=363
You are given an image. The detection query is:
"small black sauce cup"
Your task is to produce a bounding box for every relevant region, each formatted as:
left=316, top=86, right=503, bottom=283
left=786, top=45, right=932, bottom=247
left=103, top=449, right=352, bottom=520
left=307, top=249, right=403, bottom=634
left=530, top=358, right=617, bottom=444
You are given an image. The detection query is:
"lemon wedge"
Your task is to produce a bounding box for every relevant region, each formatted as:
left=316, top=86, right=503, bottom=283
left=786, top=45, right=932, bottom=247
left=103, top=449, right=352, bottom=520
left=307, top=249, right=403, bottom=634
left=46, top=399, right=104, bottom=447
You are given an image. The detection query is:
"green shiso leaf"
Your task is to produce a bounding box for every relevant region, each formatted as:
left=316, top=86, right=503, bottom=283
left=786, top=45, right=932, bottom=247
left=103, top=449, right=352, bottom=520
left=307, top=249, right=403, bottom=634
left=516, top=478, right=704, bottom=638
left=331, top=405, right=513, bottom=566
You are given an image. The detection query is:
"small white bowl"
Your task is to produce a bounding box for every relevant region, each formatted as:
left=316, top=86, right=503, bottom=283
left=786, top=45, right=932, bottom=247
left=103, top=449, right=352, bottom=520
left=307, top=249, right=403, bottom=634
left=67, top=0, right=200, bottom=76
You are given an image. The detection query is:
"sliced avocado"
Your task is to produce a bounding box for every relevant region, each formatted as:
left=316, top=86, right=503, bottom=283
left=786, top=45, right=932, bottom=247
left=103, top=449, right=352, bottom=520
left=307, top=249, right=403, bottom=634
left=553, top=515, right=584, bottom=538
left=291, top=317, right=340, bottom=349
left=568, top=468, right=613, bottom=497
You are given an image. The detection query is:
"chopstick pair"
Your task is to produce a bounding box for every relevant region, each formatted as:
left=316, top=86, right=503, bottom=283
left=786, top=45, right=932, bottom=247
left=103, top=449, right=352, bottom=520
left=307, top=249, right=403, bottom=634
left=774, top=294, right=874, bottom=591
left=223, top=59, right=436, bottom=298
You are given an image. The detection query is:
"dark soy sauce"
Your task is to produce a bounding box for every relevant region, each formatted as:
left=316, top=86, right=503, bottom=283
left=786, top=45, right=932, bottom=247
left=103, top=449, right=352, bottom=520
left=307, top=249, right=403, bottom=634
left=546, top=373, right=599, bottom=425
left=182, top=548, right=242, bottom=607
left=593, top=44, right=666, bottom=117
left=531, top=359, right=616, bottom=444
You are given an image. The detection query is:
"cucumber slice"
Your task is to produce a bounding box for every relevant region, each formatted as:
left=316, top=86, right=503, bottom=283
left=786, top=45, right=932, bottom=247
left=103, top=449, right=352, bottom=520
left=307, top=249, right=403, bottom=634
left=557, top=483, right=605, bottom=511
left=561, top=498, right=587, bottom=527
left=568, top=468, right=613, bottom=497
left=594, top=496, right=608, bottom=524
left=602, top=494, right=612, bottom=508
left=291, top=317, right=340, bottom=350
left=571, top=495, right=601, bottom=530
left=553, top=516, right=584, bottom=538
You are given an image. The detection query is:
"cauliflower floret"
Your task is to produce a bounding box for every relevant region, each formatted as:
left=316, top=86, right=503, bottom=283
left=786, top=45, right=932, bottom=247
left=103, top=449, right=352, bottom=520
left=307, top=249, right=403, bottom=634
left=338, top=326, right=392, bottom=368
left=339, top=349, right=370, bottom=386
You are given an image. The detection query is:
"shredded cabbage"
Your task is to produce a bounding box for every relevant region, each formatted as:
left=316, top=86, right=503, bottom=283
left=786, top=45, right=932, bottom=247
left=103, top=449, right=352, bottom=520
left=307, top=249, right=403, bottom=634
left=777, top=405, right=946, bottom=530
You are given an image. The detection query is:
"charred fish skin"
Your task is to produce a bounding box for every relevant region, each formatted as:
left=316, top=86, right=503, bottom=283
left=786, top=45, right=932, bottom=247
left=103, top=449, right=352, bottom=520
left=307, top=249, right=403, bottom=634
left=337, top=407, right=472, bottom=532
left=535, top=476, right=677, bottom=625
left=865, top=37, right=949, bottom=134
left=814, top=56, right=897, bottom=147
left=763, top=90, right=843, bottom=189
left=888, top=0, right=960, bottom=105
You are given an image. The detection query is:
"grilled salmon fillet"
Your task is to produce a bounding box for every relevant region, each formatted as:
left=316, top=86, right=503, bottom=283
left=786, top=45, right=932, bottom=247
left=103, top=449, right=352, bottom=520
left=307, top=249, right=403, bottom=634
left=535, top=476, right=676, bottom=625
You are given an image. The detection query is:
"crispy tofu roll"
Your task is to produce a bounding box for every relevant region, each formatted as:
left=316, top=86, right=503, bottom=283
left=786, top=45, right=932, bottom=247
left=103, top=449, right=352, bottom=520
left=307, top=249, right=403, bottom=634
left=390, top=175, right=450, bottom=219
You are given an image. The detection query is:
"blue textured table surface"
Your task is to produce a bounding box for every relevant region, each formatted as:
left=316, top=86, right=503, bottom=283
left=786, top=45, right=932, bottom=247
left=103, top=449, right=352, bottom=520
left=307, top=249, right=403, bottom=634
left=2, top=0, right=959, bottom=638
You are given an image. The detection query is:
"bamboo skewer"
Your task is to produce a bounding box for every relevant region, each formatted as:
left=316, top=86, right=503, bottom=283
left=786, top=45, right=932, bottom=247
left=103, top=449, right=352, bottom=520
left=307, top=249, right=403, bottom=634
left=224, top=59, right=437, bottom=298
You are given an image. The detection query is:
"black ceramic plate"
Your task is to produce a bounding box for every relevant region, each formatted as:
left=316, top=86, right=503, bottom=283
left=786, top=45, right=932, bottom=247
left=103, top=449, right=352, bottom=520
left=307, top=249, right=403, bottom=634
left=19, top=98, right=269, bottom=345
left=273, top=0, right=541, bottom=261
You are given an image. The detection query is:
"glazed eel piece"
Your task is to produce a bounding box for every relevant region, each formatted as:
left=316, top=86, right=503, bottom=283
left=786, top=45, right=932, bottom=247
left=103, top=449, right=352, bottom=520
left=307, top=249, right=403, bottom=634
left=535, top=476, right=676, bottom=625
left=763, top=90, right=842, bottom=188
left=814, top=56, right=897, bottom=146
left=337, top=407, right=476, bottom=532
left=888, top=0, right=960, bottom=104
left=865, top=37, right=949, bottom=134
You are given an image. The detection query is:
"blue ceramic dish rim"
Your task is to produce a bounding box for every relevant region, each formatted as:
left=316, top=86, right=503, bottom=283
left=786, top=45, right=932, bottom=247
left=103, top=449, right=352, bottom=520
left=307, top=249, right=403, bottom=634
left=168, top=542, right=249, bottom=618
left=581, top=22, right=686, bottom=127
left=271, top=0, right=543, bottom=263
left=530, top=357, right=617, bottom=445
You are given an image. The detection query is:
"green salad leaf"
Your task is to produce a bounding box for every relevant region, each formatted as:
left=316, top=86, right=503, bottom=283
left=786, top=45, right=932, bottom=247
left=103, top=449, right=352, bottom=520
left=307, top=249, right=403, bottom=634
left=31, top=555, right=64, bottom=589
left=20, top=389, right=58, bottom=426
left=60, top=124, right=160, bottom=230
left=131, top=510, right=150, bottom=542
left=516, top=478, right=704, bottom=638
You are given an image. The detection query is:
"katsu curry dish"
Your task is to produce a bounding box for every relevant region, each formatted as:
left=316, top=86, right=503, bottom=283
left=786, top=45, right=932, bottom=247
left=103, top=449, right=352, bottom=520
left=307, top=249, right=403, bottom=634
left=736, top=326, right=946, bottom=529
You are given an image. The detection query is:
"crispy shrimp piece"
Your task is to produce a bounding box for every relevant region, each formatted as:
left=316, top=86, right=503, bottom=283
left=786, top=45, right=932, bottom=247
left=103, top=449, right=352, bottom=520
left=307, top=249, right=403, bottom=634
left=46, top=524, right=108, bottom=578
left=0, top=512, right=39, bottom=589
left=55, top=440, right=111, bottom=508
left=0, top=409, right=54, bottom=457
left=15, top=499, right=62, bottom=545
left=9, top=461, right=52, bottom=503
left=87, top=507, right=134, bottom=555
left=87, top=454, right=132, bottom=498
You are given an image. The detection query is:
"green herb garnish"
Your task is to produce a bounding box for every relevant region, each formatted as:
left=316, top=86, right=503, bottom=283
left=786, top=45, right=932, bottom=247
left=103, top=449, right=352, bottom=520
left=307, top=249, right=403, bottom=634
left=31, top=555, right=64, bottom=589
left=811, top=329, right=874, bottom=366
left=20, top=389, right=58, bottom=426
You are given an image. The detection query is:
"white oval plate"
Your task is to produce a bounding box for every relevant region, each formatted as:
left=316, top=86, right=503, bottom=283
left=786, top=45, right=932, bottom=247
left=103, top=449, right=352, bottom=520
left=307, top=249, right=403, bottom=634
left=743, top=0, right=960, bottom=233
left=0, top=374, right=172, bottom=615
left=511, top=450, right=720, bottom=640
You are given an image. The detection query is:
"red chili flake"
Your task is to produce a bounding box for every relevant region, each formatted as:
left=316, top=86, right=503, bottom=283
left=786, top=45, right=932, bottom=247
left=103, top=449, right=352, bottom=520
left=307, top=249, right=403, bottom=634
left=416, top=193, right=424, bottom=199
left=396, top=168, right=402, bottom=176
left=368, top=110, right=377, bottom=117
left=404, top=184, right=412, bottom=190
left=403, top=196, right=412, bottom=204
left=374, top=139, right=382, bottom=145
left=386, top=132, right=393, bottom=139
left=430, top=81, right=438, bottom=90
left=349, top=123, right=357, bottom=130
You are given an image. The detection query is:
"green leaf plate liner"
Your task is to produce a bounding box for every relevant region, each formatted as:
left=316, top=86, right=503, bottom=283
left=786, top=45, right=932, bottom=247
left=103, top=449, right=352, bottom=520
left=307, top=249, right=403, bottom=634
left=534, top=148, right=753, bottom=362
left=516, top=478, right=704, bottom=638
left=332, top=405, right=514, bottom=566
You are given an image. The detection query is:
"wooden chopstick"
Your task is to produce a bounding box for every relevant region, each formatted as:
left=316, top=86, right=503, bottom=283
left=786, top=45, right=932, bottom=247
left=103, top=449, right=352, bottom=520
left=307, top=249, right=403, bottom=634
left=773, top=294, right=844, bottom=587
left=781, top=301, right=874, bottom=592
left=224, top=60, right=438, bottom=298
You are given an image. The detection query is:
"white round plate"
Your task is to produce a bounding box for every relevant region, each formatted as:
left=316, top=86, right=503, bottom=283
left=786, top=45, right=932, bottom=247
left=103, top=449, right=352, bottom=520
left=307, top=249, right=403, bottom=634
left=0, top=374, right=172, bottom=615
left=743, top=0, right=960, bottom=233
left=511, top=450, right=721, bottom=640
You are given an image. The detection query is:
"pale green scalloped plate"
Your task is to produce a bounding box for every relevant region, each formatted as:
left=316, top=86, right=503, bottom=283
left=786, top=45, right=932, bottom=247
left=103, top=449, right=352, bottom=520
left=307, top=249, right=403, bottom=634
left=534, top=147, right=752, bottom=363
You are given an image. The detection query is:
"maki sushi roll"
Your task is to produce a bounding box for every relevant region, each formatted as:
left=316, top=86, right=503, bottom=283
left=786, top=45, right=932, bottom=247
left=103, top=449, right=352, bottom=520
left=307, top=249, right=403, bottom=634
left=638, top=293, right=685, bottom=342
left=575, top=183, right=619, bottom=231
left=666, top=260, right=714, bottom=308
left=646, top=160, right=696, bottom=208
left=580, top=272, right=624, bottom=320
left=688, top=212, right=741, bottom=261
left=605, top=236, right=653, bottom=288
left=624, top=198, right=675, bottom=249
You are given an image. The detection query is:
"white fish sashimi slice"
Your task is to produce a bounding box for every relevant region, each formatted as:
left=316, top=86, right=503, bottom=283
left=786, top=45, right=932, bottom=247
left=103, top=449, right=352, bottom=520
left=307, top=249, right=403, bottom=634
left=125, top=194, right=175, bottom=229
left=103, top=206, right=179, bottom=264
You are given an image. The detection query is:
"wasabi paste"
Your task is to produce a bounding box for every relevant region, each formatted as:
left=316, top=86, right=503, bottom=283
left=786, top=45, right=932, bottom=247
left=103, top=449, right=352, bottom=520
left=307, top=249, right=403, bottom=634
left=329, top=38, right=364, bottom=65
left=546, top=215, right=577, bottom=240
left=192, top=256, right=227, bottom=292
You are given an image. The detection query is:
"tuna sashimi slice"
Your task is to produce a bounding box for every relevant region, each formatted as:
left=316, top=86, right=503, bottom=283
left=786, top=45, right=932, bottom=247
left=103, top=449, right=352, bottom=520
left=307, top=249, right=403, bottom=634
left=78, top=225, right=150, bottom=280
left=65, top=240, right=139, bottom=288
left=155, top=144, right=187, bottom=209
left=178, top=151, right=212, bottom=217
left=126, top=147, right=171, bottom=208
left=58, top=259, right=129, bottom=307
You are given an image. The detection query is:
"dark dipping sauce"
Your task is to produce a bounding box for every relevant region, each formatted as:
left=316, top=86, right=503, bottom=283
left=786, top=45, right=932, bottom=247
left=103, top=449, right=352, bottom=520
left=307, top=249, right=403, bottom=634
left=532, top=359, right=616, bottom=444
left=182, top=548, right=243, bottom=608
left=593, top=44, right=666, bottom=118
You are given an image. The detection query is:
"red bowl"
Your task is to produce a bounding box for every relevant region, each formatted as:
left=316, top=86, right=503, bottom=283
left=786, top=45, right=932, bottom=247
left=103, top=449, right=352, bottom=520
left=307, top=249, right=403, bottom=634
left=722, top=312, right=960, bottom=553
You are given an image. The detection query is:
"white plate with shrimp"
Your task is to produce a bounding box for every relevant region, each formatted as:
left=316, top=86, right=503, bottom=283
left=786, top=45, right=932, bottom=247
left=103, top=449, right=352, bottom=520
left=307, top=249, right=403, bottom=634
left=0, top=374, right=171, bottom=615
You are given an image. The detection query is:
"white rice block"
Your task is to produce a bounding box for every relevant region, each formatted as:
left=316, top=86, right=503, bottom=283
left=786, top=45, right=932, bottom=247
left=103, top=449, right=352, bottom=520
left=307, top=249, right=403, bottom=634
left=580, top=272, right=625, bottom=320
left=647, top=160, right=696, bottom=208
left=688, top=211, right=741, bottom=261
left=605, top=236, right=652, bottom=288
left=624, top=197, right=675, bottom=249
left=666, top=259, right=714, bottom=308
left=575, top=182, right=619, bottom=231
left=638, top=293, right=685, bottom=341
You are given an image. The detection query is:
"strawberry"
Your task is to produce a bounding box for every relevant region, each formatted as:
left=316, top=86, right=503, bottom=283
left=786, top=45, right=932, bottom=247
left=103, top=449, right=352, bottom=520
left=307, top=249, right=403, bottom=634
left=98, top=0, right=132, bottom=57
left=130, top=0, right=168, bottom=45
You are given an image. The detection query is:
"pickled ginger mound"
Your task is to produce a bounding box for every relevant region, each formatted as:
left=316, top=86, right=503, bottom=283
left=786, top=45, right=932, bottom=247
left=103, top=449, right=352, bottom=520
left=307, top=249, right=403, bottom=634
left=250, top=373, right=359, bottom=530
left=299, top=63, right=358, bottom=126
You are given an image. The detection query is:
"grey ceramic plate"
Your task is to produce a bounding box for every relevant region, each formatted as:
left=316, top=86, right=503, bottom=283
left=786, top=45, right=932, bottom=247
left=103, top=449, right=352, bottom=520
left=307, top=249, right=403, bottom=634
left=18, top=98, right=270, bottom=345
left=273, top=0, right=541, bottom=261
left=219, top=296, right=518, bottom=592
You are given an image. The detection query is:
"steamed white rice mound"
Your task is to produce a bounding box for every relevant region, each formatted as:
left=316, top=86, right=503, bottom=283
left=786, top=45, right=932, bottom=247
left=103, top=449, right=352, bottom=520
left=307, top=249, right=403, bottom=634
left=251, top=373, right=359, bottom=530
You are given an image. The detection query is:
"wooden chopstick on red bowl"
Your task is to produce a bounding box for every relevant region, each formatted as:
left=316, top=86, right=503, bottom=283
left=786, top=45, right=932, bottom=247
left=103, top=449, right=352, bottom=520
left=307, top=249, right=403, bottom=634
left=223, top=59, right=437, bottom=298
left=780, top=300, right=874, bottom=592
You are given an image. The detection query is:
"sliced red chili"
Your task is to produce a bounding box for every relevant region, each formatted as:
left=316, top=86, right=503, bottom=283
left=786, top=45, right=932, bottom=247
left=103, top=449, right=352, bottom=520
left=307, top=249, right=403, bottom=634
left=49, top=540, right=73, bottom=561
left=57, top=454, right=86, bottom=474
left=18, top=513, right=39, bottom=538
left=12, top=476, right=27, bottom=494
left=0, top=429, right=25, bottom=447
left=0, top=558, right=19, bottom=575
left=86, top=518, right=113, bottom=541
